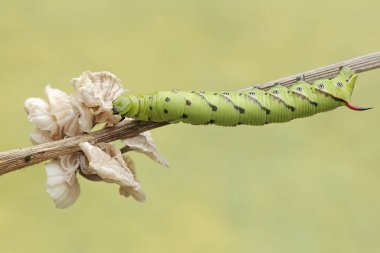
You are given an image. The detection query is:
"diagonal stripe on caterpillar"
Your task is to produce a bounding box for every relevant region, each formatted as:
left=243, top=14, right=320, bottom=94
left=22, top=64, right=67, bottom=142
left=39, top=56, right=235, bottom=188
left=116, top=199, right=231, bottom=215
left=112, top=67, right=372, bottom=127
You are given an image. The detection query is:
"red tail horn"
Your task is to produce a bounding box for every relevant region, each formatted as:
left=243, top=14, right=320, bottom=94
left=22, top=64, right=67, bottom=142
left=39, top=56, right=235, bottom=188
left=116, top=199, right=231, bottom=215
left=344, top=101, right=373, bottom=111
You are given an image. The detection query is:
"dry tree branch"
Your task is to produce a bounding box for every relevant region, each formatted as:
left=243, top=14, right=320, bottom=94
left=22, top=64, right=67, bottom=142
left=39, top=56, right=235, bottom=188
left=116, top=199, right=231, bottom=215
left=240, top=51, right=380, bottom=91
left=0, top=121, right=168, bottom=176
left=1, top=51, right=380, bottom=176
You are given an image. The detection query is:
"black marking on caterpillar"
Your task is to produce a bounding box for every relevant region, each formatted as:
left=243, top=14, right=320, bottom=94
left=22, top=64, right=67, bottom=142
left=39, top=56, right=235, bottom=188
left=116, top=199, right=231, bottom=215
left=220, top=93, right=245, bottom=113
left=291, top=91, right=318, bottom=106
left=193, top=91, right=218, bottom=111
left=269, top=93, right=296, bottom=112
left=315, top=88, right=345, bottom=103
left=244, top=94, right=271, bottom=115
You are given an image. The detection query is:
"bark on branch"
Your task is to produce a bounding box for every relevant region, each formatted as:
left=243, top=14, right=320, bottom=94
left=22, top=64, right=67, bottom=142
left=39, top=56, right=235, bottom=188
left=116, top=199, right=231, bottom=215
left=0, top=121, right=168, bottom=175
left=1, top=51, right=380, bottom=176
left=240, top=51, right=380, bottom=91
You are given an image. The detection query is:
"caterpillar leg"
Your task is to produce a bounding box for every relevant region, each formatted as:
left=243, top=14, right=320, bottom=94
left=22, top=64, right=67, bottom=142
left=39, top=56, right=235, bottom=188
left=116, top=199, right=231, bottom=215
left=295, top=74, right=305, bottom=82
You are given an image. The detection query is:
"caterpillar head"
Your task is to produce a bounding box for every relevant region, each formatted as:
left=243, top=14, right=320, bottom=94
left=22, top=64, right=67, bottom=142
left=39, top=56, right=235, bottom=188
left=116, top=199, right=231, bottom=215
left=312, top=67, right=371, bottom=111
left=112, top=96, right=134, bottom=117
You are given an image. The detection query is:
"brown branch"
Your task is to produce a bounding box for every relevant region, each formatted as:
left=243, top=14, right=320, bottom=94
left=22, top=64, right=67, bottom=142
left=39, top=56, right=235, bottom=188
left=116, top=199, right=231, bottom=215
left=0, top=121, right=168, bottom=176
left=1, top=51, right=380, bottom=176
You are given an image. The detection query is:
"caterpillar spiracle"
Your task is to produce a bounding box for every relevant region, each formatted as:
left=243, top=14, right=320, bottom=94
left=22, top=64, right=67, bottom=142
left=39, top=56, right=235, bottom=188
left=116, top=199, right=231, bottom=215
left=112, top=67, right=371, bottom=127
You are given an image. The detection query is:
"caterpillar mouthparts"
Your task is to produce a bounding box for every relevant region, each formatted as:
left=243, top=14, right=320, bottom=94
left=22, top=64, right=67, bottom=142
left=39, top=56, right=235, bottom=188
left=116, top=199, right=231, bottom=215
left=112, top=106, right=120, bottom=115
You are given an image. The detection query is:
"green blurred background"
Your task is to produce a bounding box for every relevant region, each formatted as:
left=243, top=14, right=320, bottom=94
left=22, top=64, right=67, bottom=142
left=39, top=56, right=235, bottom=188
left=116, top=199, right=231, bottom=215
left=1, top=0, right=380, bottom=252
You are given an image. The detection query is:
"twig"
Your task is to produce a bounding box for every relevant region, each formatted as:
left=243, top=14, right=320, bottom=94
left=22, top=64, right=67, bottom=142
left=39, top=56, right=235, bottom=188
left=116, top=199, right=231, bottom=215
left=0, top=121, right=168, bottom=176
left=240, top=51, right=380, bottom=91
left=1, top=51, right=380, bottom=176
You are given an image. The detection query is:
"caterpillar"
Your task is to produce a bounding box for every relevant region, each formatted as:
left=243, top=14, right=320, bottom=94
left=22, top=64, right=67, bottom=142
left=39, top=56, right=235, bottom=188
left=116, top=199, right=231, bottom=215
left=112, top=67, right=371, bottom=127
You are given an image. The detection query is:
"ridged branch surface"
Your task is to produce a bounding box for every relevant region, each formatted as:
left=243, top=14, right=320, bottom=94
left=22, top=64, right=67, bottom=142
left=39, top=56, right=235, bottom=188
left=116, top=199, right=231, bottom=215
left=1, top=51, right=380, bottom=176
left=240, top=51, right=380, bottom=91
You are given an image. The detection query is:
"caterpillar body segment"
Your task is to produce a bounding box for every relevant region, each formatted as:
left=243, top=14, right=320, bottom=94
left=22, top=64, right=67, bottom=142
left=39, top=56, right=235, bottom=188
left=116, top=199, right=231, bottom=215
left=112, top=67, right=370, bottom=127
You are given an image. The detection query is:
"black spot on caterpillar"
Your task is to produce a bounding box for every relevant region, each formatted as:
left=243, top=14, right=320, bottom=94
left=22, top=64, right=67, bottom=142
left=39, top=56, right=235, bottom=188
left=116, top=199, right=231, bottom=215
left=112, top=67, right=371, bottom=127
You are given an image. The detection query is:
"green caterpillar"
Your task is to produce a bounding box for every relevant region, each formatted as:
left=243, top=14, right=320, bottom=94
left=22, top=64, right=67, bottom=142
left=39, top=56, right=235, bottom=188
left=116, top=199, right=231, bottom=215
left=112, top=67, right=371, bottom=126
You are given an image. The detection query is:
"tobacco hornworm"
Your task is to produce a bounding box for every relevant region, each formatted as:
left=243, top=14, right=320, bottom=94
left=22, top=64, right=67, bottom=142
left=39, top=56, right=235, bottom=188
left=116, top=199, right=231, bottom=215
left=112, top=67, right=371, bottom=126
